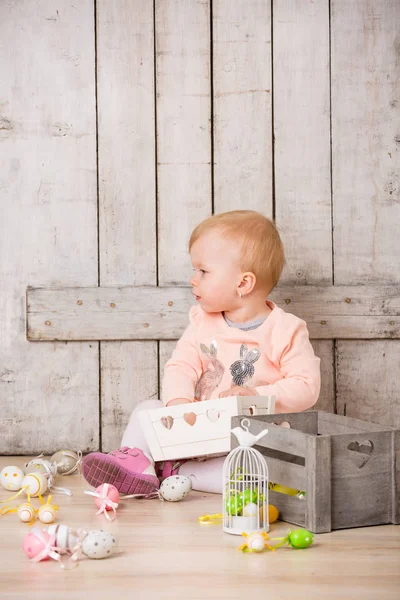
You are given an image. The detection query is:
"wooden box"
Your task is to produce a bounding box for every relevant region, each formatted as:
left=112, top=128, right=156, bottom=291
left=230, top=411, right=400, bottom=533
left=139, top=395, right=275, bottom=461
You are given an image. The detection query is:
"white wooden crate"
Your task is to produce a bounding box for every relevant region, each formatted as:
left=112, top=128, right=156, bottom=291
left=139, top=395, right=276, bottom=461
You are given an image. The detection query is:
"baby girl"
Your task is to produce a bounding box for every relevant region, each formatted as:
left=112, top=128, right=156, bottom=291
left=82, top=210, right=321, bottom=495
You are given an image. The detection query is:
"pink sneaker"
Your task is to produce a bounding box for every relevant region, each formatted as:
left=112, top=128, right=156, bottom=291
left=156, top=460, right=186, bottom=481
left=82, top=447, right=159, bottom=496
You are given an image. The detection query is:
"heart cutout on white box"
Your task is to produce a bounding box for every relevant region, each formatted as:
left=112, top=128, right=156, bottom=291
left=206, top=408, right=220, bottom=423
left=161, top=416, right=174, bottom=430
left=347, top=440, right=374, bottom=469
left=184, top=412, right=197, bottom=426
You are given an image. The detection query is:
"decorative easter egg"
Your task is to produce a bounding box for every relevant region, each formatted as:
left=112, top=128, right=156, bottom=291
left=242, top=502, right=259, bottom=517
left=17, top=503, right=36, bottom=524
left=93, top=483, right=120, bottom=511
left=22, top=530, right=52, bottom=561
left=287, top=529, right=314, bottom=549
left=159, top=475, right=192, bottom=502
left=81, top=530, right=117, bottom=559
left=24, top=458, right=54, bottom=476
left=0, top=466, right=25, bottom=491
left=268, top=504, right=279, bottom=524
left=46, top=523, right=71, bottom=553
left=246, top=532, right=266, bottom=552
left=225, top=493, right=243, bottom=516
left=241, top=488, right=259, bottom=505
left=50, top=450, right=81, bottom=475
left=22, top=473, right=48, bottom=497
left=38, top=504, right=56, bottom=524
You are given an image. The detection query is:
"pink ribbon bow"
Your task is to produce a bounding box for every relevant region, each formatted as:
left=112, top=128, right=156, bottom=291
left=84, top=484, right=119, bottom=521
left=30, top=529, right=61, bottom=564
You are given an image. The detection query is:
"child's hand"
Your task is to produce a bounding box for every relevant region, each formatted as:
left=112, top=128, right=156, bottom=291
left=218, top=386, right=259, bottom=398
left=166, top=398, right=192, bottom=406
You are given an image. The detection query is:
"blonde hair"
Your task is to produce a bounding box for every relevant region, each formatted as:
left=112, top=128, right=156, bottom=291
left=189, top=210, right=285, bottom=293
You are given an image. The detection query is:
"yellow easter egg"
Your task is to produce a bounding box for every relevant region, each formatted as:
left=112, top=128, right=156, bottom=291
left=268, top=504, right=279, bottom=524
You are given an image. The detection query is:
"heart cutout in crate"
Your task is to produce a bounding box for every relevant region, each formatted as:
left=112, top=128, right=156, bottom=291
left=161, top=416, right=174, bottom=430
left=273, top=420, right=291, bottom=429
left=206, top=408, right=220, bottom=423
left=347, top=440, right=374, bottom=469
left=184, top=412, right=197, bottom=426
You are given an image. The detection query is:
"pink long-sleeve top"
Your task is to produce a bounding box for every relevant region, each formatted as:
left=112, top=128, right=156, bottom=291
left=162, top=301, right=321, bottom=413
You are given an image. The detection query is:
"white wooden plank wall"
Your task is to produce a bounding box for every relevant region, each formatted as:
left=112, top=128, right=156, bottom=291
left=156, top=0, right=212, bottom=430
left=0, top=1, right=99, bottom=454
left=96, top=1, right=158, bottom=451
left=213, top=0, right=273, bottom=214
left=331, top=0, right=400, bottom=422
left=273, top=0, right=334, bottom=413
left=1, top=1, right=399, bottom=453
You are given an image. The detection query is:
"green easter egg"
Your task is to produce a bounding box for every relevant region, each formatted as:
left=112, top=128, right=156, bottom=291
left=226, top=494, right=243, bottom=516
left=241, top=488, right=258, bottom=505
left=288, top=529, right=314, bottom=549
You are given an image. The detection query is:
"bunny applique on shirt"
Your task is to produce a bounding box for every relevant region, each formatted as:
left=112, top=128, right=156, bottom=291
left=194, top=340, right=261, bottom=401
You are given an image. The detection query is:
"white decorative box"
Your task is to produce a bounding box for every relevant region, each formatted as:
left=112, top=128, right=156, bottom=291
left=139, top=395, right=276, bottom=461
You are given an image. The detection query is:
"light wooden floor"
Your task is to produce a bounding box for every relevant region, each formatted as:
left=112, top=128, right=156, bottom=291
left=0, top=456, right=399, bottom=600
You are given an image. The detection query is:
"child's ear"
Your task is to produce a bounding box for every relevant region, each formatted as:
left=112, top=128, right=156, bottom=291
left=238, top=272, right=256, bottom=296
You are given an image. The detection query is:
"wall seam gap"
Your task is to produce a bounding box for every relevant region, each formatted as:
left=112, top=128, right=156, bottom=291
left=94, top=0, right=102, bottom=451
left=154, top=0, right=160, bottom=288
left=210, top=0, right=215, bottom=215
left=271, top=0, right=276, bottom=221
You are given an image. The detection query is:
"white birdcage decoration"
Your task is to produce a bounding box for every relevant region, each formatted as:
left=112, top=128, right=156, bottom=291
left=222, top=418, right=269, bottom=535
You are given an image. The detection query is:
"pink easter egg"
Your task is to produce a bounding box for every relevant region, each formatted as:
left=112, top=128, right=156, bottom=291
left=22, top=530, right=51, bottom=561
left=94, top=483, right=120, bottom=511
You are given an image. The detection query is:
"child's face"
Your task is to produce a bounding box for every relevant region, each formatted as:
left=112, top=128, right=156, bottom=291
left=189, top=230, right=243, bottom=313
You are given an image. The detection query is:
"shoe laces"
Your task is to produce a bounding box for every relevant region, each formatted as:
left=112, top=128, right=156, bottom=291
left=108, top=447, right=140, bottom=460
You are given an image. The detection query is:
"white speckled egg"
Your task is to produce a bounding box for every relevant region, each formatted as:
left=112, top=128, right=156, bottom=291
left=159, top=475, right=192, bottom=502
left=81, top=530, right=117, bottom=560
left=0, top=466, right=25, bottom=491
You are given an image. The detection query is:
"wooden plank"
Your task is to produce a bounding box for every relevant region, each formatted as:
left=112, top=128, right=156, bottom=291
left=268, top=491, right=306, bottom=528
left=305, top=435, right=331, bottom=533
left=156, top=0, right=211, bottom=285
left=250, top=411, right=318, bottom=435
left=318, top=411, right=387, bottom=435
left=331, top=1, right=400, bottom=431
left=100, top=341, right=158, bottom=452
left=263, top=456, right=306, bottom=491
left=392, top=430, right=400, bottom=524
left=231, top=416, right=308, bottom=458
left=332, top=0, right=400, bottom=286
left=27, top=285, right=400, bottom=341
left=330, top=430, right=394, bottom=529
left=0, top=0, right=99, bottom=453
left=97, top=0, right=157, bottom=286
left=274, top=0, right=331, bottom=286
left=213, top=0, right=272, bottom=213
left=96, top=1, right=159, bottom=451
left=273, top=1, right=333, bottom=417
left=336, top=341, right=400, bottom=428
